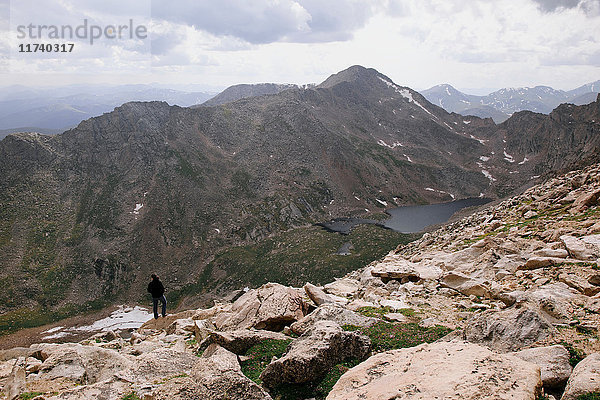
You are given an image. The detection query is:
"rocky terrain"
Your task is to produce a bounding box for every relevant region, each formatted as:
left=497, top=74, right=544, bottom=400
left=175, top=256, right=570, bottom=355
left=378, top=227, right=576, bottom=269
left=201, top=83, right=301, bottom=107
left=2, top=162, right=600, bottom=399
left=1, top=65, right=599, bottom=334
left=421, top=81, right=600, bottom=123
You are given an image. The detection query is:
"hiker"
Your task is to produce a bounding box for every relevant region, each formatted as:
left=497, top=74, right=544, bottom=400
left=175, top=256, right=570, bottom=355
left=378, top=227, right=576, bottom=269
left=147, top=273, right=167, bottom=319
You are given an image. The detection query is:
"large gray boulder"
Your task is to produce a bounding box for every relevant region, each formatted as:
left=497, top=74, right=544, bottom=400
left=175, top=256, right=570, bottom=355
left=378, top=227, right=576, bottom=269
left=327, top=340, right=542, bottom=400
left=440, top=271, right=492, bottom=298
left=152, top=344, right=272, bottom=400
left=511, top=345, right=572, bottom=388
left=32, top=343, right=133, bottom=385
left=260, top=321, right=370, bottom=389
left=561, top=353, right=600, bottom=400
left=115, top=347, right=197, bottom=383
left=214, top=283, right=306, bottom=331
left=463, top=305, right=555, bottom=352
left=289, top=303, right=376, bottom=335
left=561, top=235, right=600, bottom=261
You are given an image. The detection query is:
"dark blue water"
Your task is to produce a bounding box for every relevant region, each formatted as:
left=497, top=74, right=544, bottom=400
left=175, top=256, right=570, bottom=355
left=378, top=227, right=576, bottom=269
left=383, top=197, right=491, bottom=233
left=318, top=198, right=491, bottom=235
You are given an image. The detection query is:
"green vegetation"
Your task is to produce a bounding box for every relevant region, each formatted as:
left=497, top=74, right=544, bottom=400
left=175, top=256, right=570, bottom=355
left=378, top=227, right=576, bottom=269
left=121, top=393, right=142, bottom=400
left=240, top=339, right=293, bottom=384
left=343, top=321, right=452, bottom=353
left=0, top=298, right=108, bottom=336
left=577, top=394, right=600, bottom=400
left=19, top=393, right=44, bottom=400
left=561, top=341, right=586, bottom=367
left=168, top=224, right=419, bottom=305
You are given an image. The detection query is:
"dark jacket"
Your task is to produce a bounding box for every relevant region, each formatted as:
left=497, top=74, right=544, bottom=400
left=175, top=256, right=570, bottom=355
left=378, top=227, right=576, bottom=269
left=147, top=278, right=165, bottom=298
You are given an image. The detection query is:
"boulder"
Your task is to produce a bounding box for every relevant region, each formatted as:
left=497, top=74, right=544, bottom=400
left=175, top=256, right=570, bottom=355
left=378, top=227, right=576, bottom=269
left=2, top=361, right=25, bottom=400
left=138, top=310, right=196, bottom=332
left=520, top=257, right=561, bottom=270
left=440, top=271, right=492, bottom=298
left=371, top=257, right=442, bottom=282
left=192, top=303, right=233, bottom=321
left=323, top=279, right=360, bottom=297
left=533, top=248, right=569, bottom=258
left=152, top=344, right=272, bottom=400
left=33, top=343, right=132, bottom=384
left=290, top=303, right=376, bottom=335
left=207, top=329, right=289, bottom=355
left=43, top=377, right=132, bottom=400
left=561, top=235, right=600, bottom=261
left=562, top=353, right=600, bottom=400
left=524, top=282, right=579, bottom=322
left=560, top=273, right=600, bottom=296
left=214, top=283, right=306, bottom=331
left=115, top=347, right=197, bottom=383
left=327, top=341, right=542, bottom=400
left=571, top=188, right=600, bottom=213
left=511, top=345, right=572, bottom=388
left=463, top=306, right=554, bottom=352
left=193, top=319, right=217, bottom=341
left=260, top=321, right=371, bottom=389
left=166, top=317, right=196, bottom=336
left=304, top=283, right=335, bottom=306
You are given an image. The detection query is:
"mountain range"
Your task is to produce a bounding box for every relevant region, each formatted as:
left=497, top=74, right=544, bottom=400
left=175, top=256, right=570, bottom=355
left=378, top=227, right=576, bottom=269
left=0, top=84, right=214, bottom=137
left=0, top=65, right=599, bottom=327
left=421, top=81, right=600, bottom=123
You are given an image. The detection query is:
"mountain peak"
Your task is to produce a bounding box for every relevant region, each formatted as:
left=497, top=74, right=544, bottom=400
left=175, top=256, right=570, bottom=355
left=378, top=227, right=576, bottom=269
left=318, top=65, right=385, bottom=89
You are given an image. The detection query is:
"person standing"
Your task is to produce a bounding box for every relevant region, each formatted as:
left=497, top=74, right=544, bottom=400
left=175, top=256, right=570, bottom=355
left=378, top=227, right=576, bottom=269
left=147, top=274, right=167, bottom=319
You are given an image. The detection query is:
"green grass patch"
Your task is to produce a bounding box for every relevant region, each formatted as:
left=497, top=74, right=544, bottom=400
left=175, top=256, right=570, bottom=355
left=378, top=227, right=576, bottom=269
left=343, top=321, right=452, bottom=353
left=121, top=393, right=142, bottom=400
left=0, top=298, right=109, bottom=337
left=577, top=394, right=600, bottom=400
left=240, top=339, right=293, bottom=384
left=561, top=341, right=586, bottom=367
left=19, top=393, right=44, bottom=400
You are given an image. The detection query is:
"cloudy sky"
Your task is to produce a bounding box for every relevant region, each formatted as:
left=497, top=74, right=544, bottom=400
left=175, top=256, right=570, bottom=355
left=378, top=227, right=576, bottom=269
left=0, top=0, right=599, bottom=92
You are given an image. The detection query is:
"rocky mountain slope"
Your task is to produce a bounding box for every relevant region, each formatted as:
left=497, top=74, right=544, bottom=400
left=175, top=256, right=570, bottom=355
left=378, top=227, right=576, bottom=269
left=201, top=83, right=300, bottom=107
left=0, top=66, right=599, bottom=328
left=421, top=81, right=600, bottom=123
left=1, top=163, right=600, bottom=400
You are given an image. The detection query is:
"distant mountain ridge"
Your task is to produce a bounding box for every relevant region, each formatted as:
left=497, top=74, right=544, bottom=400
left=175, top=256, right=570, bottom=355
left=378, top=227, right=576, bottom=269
left=421, top=80, right=600, bottom=123
left=0, top=84, right=214, bottom=134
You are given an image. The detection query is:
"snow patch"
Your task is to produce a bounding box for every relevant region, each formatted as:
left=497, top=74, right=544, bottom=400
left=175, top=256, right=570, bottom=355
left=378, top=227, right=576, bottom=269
left=518, top=157, right=529, bottom=165
left=463, top=120, right=471, bottom=124
left=354, top=196, right=361, bottom=201
left=377, top=77, right=435, bottom=117
left=215, top=228, right=221, bottom=234
left=403, top=154, right=413, bottom=163
left=479, top=156, right=490, bottom=162
left=377, top=139, right=403, bottom=149
left=376, top=199, right=388, bottom=206
left=503, top=151, right=515, bottom=163
left=481, top=170, right=496, bottom=182
left=133, top=203, right=143, bottom=215
left=445, top=86, right=451, bottom=96
left=75, top=306, right=153, bottom=332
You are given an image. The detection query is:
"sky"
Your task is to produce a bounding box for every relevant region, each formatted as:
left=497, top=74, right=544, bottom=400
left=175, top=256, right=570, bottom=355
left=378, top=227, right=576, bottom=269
left=0, top=0, right=599, bottom=93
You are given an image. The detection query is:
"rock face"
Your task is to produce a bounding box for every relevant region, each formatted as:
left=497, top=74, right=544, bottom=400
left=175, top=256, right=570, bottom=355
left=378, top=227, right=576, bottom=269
left=463, top=306, right=554, bottom=352
left=153, top=344, right=273, bottom=400
left=116, top=347, right=197, bottom=383
left=34, top=343, right=132, bottom=384
left=260, top=321, right=371, bottom=388
left=327, top=341, right=542, bottom=400
left=511, top=345, right=572, bottom=388
left=440, top=271, right=492, bottom=298
left=562, top=353, right=600, bottom=400
left=214, top=283, right=307, bottom=331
